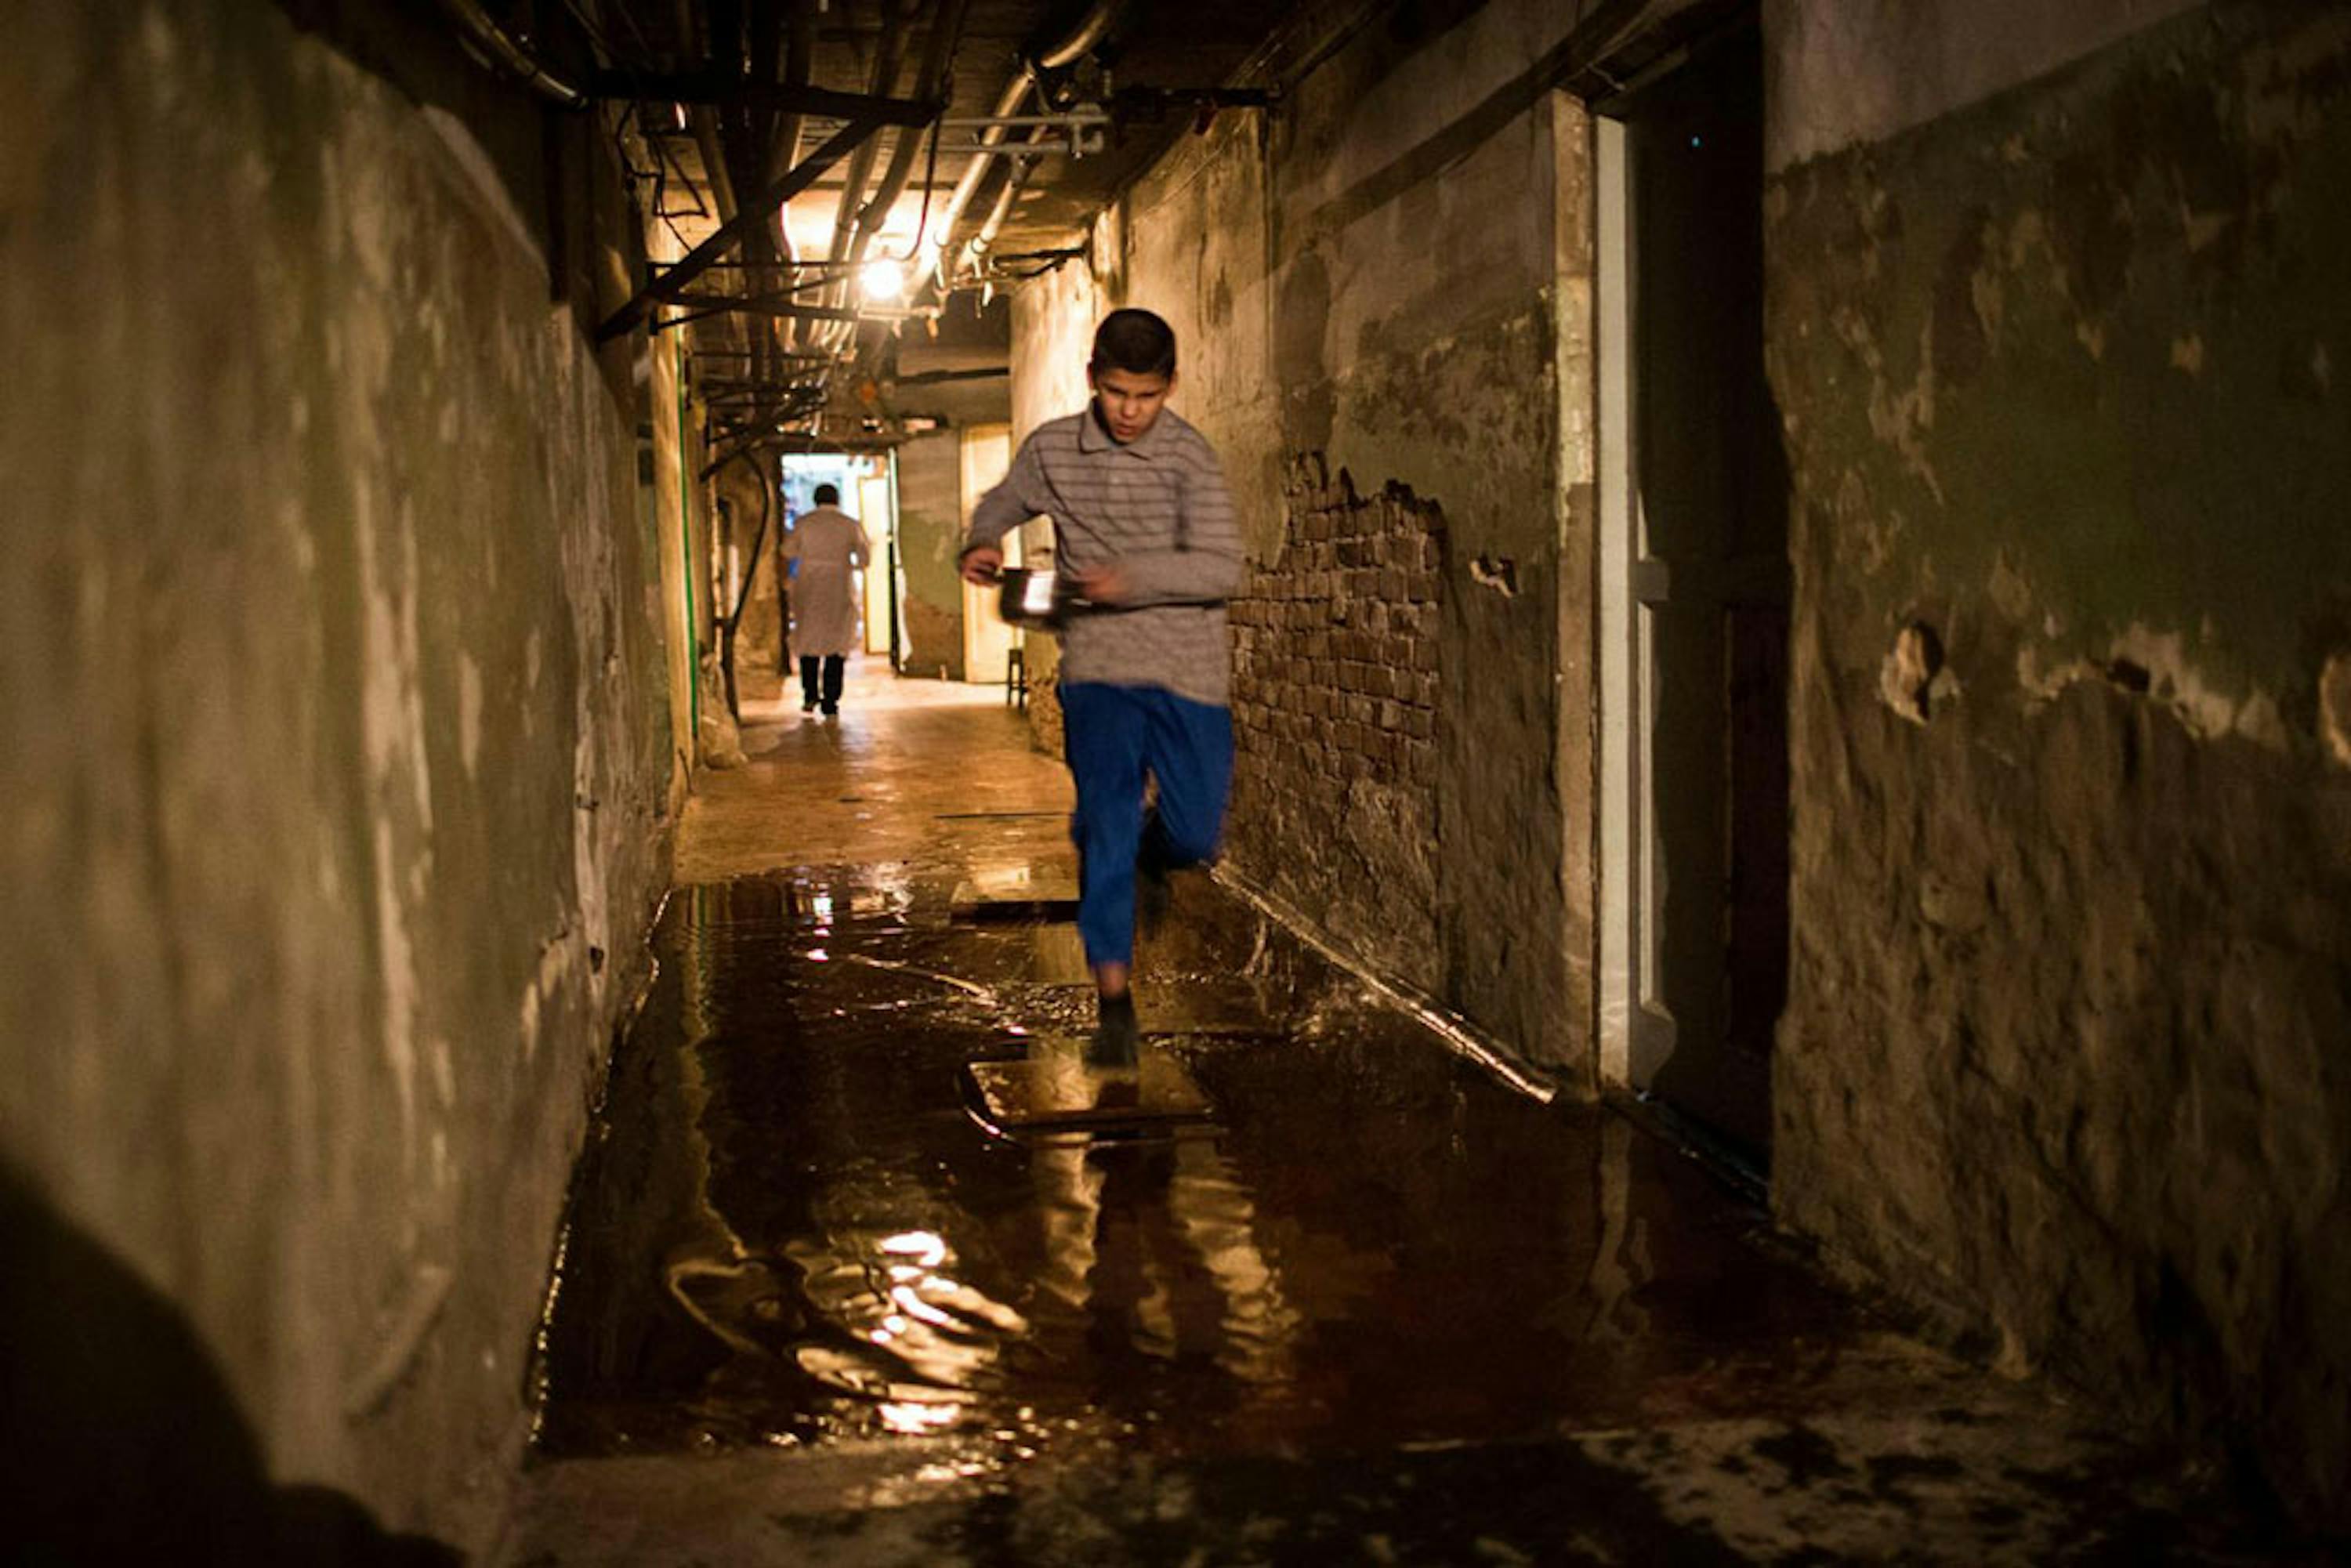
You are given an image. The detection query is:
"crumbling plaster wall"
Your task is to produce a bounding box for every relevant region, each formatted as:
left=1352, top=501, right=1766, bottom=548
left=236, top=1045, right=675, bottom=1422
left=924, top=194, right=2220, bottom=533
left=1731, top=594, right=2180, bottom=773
left=712, top=459, right=784, bottom=702
left=894, top=431, right=968, bottom=680
left=1762, top=0, right=2351, bottom=1526
left=1, top=0, right=676, bottom=1552
left=1012, top=0, right=1607, bottom=1076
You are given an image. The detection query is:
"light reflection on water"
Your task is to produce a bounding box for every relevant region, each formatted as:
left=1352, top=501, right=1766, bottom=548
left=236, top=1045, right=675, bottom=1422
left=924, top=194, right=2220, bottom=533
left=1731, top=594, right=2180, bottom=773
left=775, top=1147, right=1317, bottom=1427
left=538, top=858, right=1831, bottom=1464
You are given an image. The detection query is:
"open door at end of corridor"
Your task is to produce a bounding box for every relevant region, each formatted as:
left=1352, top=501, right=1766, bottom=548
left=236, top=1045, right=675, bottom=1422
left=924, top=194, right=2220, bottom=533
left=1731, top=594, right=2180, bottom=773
left=1597, top=14, right=1789, bottom=1165
left=959, top=424, right=1022, bottom=689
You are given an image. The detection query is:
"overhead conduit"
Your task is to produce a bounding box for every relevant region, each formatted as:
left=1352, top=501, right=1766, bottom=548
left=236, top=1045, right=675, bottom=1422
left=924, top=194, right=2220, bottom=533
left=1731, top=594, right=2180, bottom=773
left=924, top=0, right=1127, bottom=295
left=437, top=0, right=588, bottom=107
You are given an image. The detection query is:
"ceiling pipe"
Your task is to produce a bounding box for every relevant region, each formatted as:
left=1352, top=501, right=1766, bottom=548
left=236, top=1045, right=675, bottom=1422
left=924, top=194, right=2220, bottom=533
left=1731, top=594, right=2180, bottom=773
left=817, top=0, right=973, bottom=355
left=931, top=71, right=1037, bottom=263
left=757, top=0, right=823, bottom=355
left=926, top=0, right=1128, bottom=291
left=1033, top=0, right=1124, bottom=71
left=437, top=0, right=587, bottom=107
left=677, top=0, right=752, bottom=374
left=972, top=135, right=1041, bottom=259
left=766, top=0, right=819, bottom=346
left=792, top=0, right=918, bottom=366
left=823, top=0, right=920, bottom=274
left=851, top=0, right=973, bottom=255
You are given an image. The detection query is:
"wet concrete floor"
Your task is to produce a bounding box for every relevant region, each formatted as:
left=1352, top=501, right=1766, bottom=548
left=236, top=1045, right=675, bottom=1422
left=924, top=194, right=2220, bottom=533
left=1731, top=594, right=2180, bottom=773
left=500, top=677, right=2319, bottom=1565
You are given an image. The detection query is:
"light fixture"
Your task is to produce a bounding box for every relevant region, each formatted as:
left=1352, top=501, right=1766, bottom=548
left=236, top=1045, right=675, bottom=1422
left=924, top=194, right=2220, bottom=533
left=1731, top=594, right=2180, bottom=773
left=860, top=255, right=907, bottom=302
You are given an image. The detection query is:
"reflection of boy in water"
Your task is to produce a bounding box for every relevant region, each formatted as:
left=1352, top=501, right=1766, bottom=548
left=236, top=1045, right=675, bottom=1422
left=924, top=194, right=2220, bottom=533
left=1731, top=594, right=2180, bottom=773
left=1026, top=1139, right=1298, bottom=1395
left=960, top=310, right=1243, bottom=1066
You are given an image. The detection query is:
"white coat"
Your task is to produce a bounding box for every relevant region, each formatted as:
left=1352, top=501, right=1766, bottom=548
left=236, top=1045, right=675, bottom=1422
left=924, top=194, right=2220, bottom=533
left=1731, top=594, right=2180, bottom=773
left=783, top=505, right=872, bottom=659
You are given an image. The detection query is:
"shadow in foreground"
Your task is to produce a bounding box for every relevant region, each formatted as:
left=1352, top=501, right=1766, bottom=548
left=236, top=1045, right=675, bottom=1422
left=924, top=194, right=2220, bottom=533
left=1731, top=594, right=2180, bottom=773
left=0, top=1161, right=459, bottom=1566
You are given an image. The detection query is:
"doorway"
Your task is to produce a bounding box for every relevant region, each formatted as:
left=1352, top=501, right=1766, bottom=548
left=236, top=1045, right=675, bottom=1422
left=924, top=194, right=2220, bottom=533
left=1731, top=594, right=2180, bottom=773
left=958, top=423, right=1021, bottom=687
left=1596, top=18, right=1789, bottom=1162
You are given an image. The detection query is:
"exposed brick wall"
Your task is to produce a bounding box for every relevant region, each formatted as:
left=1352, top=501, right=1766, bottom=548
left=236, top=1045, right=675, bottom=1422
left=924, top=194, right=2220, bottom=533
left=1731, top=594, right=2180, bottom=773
left=1226, top=454, right=1446, bottom=991
left=1027, top=633, right=1067, bottom=761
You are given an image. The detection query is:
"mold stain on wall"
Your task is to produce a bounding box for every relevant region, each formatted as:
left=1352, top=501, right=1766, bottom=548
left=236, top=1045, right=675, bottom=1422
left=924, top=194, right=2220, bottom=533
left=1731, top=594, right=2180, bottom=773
left=1764, top=0, right=2351, bottom=1528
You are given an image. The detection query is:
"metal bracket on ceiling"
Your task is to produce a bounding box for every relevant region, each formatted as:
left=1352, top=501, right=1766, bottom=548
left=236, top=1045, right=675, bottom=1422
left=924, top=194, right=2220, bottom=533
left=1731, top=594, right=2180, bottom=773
left=938, top=106, right=1110, bottom=159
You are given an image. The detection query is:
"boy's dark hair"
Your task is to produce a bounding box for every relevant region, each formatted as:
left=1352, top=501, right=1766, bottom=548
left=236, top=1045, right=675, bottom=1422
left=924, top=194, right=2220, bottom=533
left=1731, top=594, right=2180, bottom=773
left=1090, top=308, right=1177, bottom=378
left=813, top=483, right=841, bottom=505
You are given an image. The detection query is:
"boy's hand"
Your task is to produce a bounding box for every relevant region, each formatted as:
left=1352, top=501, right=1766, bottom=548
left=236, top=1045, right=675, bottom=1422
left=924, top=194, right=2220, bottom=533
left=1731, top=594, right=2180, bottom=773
left=1071, top=563, right=1134, bottom=605
left=959, top=545, right=1003, bottom=585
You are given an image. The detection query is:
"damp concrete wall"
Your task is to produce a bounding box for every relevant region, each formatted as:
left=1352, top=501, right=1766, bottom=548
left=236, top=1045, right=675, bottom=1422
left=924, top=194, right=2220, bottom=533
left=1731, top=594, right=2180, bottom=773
left=1014, top=0, right=1610, bottom=1078
left=1762, top=0, right=2351, bottom=1526
left=895, top=431, right=968, bottom=680
left=0, top=0, right=679, bottom=1553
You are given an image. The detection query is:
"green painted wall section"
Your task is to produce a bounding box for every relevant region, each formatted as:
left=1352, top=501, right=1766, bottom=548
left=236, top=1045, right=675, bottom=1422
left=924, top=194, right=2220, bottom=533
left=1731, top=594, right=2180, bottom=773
left=1768, top=0, right=2351, bottom=744
left=1766, top=0, right=2351, bottom=1529
left=895, top=433, right=969, bottom=680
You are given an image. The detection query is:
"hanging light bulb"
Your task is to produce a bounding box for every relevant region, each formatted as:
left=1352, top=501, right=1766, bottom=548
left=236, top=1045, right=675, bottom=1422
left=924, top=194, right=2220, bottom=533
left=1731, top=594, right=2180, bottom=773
left=860, top=255, right=907, bottom=302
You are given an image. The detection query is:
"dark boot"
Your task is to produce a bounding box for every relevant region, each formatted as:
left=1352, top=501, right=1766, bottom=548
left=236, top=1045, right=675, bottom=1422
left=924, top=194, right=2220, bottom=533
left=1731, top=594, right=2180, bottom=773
left=1086, top=992, right=1139, bottom=1069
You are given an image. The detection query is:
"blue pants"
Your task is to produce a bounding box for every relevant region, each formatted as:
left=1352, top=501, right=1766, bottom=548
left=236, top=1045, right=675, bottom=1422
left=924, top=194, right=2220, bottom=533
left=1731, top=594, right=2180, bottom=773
left=1060, top=682, right=1235, bottom=966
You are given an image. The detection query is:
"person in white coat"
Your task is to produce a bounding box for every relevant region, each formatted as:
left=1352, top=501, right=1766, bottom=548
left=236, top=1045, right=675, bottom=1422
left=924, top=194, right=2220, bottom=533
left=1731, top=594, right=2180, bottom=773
left=783, top=483, right=871, bottom=715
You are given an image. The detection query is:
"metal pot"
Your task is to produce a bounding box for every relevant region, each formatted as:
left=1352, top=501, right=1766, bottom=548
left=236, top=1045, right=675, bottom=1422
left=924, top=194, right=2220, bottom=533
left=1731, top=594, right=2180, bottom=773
left=996, top=567, right=1071, bottom=628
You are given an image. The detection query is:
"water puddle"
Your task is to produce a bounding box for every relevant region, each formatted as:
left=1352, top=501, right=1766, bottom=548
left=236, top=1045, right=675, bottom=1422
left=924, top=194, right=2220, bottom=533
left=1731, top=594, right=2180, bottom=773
left=534, top=856, right=1862, bottom=1472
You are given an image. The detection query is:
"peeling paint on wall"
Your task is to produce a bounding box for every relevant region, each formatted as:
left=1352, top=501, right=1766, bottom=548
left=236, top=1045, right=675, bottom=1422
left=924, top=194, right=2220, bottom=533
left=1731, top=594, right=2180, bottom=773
left=1766, top=0, right=2351, bottom=1529
left=0, top=0, right=676, bottom=1550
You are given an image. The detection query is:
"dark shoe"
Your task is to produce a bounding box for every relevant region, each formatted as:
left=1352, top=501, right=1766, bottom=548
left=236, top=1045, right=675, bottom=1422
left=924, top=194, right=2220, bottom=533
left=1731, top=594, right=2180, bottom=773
left=820, top=702, right=839, bottom=718
left=1086, top=994, right=1139, bottom=1069
left=802, top=697, right=818, bottom=714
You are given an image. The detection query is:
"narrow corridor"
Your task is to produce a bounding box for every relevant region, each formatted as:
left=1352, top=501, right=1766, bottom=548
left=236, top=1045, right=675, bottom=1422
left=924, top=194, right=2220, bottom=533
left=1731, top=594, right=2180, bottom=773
left=500, top=683, right=2301, bottom=1565
left=13, top=2, right=2350, bottom=1559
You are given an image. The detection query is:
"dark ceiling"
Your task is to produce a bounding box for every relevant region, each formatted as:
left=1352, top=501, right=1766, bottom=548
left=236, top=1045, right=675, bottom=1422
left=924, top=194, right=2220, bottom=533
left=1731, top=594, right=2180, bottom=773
left=465, top=0, right=1297, bottom=453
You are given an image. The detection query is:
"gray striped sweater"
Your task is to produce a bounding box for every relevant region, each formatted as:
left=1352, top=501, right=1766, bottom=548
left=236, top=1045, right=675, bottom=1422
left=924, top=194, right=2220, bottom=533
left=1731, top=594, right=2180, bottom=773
left=965, top=405, right=1244, bottom=708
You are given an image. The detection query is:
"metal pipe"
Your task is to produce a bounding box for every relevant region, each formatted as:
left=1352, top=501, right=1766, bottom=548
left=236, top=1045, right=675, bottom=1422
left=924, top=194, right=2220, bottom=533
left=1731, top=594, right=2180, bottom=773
left=824, top=0, right=919, bottom=270
left=801, top=0, right=921, bottom=360
left=686, top=104, right=754, bottom=374
left=851, top=0, right=973, bottom=251
left=972, top=144, right=1034, bottom=256
left=823, top=0, right=972, bottom=355
left=935, top=134, right=1103, bottom=161
left=438, top=0, right=587, bottom=107
left=927, top=0, right=1125, bottom=291
left=932, top=71, right=1034, bottom=261
left=1033, top=0, right=1123, bottom=71
left=767, top=0, right=817, bottom=346
left=939, top=112, right=1110, bottom=129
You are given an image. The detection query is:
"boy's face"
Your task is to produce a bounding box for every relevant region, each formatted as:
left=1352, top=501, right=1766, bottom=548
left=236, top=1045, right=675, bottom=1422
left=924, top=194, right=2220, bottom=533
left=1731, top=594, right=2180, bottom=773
left=1089, top=365, right=1176, bottom=444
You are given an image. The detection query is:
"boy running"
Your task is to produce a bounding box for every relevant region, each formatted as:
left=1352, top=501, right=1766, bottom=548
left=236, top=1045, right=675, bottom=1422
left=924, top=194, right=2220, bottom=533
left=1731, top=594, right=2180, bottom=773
left=960, top=309, right=1244, bottom=1066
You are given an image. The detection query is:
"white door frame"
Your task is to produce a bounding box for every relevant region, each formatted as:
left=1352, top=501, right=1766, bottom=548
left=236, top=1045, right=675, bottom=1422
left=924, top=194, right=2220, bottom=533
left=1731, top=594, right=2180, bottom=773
left=1595, top=113, right=1679, bottom=1092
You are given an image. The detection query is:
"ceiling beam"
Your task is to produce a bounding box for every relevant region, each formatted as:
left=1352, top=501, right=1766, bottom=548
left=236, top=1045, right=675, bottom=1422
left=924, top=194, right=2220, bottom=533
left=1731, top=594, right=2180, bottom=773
left=657, top=296, right=865, bottom=331
left=599, top=115, right=893, bottom=342
left=595, top=74, right=940, bottom=129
